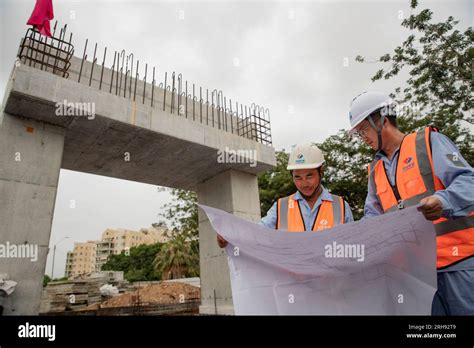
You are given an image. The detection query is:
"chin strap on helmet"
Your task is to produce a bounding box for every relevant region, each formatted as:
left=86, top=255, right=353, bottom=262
left=367, top=111, right=386, bottom=152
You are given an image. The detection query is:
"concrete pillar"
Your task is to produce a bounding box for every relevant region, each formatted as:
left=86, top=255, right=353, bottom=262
left=0, top=112, right=65, bottom=315
left=197, top=169, right=261, bottom=315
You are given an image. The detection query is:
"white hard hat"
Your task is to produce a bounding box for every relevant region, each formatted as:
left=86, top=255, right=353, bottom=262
left=348, top=91, right=396, bottom=134
left=287, top=143, right=325, bottom=170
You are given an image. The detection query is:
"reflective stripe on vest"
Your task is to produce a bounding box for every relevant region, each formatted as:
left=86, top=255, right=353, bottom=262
left=367, top=127, right=474, bottom=269
left=276, top=193, right=344, bottom=232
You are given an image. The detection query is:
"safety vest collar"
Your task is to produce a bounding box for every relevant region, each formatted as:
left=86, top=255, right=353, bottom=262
left=292, top=186, right=334, bottom=203
left=277, top=192, right=344, bottom=231
left=368, top=127, right=441, bottom=212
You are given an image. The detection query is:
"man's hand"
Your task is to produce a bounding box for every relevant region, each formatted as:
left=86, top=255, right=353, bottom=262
left=417, top=196, right=443, bottom=221
left=216, top=234, right=228, bottom=248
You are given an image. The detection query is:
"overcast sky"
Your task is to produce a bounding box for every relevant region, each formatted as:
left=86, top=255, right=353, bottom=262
left=1, top=0, right=472, bottom=277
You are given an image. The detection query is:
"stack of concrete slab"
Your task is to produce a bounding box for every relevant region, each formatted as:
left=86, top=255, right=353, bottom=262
left=40, top=277, right=128, bottom=313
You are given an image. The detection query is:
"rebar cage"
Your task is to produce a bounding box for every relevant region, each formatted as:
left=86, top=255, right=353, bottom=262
left=17, top=22, right=272, bottom=146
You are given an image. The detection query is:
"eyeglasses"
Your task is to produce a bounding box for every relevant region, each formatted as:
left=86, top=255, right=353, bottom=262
left=354, top=124, right=370, bottom=139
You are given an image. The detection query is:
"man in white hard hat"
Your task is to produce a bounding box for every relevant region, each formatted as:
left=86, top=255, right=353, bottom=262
left=348, top=91, right=474, bottom=315
left=217, top=143, right=354, bottom=247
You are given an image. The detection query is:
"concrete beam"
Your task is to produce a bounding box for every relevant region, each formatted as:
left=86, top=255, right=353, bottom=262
left=3, top=63, right=276, bottom=190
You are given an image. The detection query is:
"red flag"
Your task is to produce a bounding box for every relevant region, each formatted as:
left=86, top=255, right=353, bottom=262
left=27, top=0, right=54, bottom=37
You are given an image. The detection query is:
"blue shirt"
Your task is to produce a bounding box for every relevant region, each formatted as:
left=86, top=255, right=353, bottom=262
left=363, top=131, right=474, bottom=271
left=260, top=186, right=354, bottom=230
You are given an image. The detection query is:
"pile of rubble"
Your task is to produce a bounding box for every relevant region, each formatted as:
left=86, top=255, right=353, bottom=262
left=84, top=281, right=200, bottom=310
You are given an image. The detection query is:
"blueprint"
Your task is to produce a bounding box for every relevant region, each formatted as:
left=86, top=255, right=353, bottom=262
left=199, top=205, right=438, bottom=315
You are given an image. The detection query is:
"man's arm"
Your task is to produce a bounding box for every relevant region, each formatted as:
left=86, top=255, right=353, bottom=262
left=343, top=201, right=355, bottom=223
left=429, top=132, right=474, bottom=218
left=217, top=201, right=278, bottom=248
left=259, top=201, right=278, bottom=229
left=362, top=178, right=384, bottom=219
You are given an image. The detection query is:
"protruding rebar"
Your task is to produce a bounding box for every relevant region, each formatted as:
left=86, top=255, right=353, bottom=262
left=151, top=66, right=155, bottom=107
left=99, top=47, right=107, bottom=90
left=133, top=60, right=139, bottom=101
left=78, top=38, right=88, bottom=83
left=119, top=50, right=125, bottom=94
left=199, top=87, right=203, bottom=123
left=163, top=72, right=167, bottom=111
left=109, top=51, right=116, bottom=93
left=143, top=63, right=147, bottom=104
left=89, top=42, right=97, bottom=87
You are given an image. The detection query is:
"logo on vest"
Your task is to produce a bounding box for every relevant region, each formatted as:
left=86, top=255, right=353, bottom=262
left=288, top=199, right=294, bottom=209
left=402, top=156, right=415, bottom=172
left=317, top=219, right=330, bottom=231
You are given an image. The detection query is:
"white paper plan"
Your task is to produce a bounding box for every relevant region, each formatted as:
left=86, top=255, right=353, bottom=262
left=199, top=205, right=438, bottom=315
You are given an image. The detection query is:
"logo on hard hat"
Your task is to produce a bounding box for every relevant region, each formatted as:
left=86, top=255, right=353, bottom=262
left=402, top=157, right=415, bottom=172
left=295, top=153, right=305, bottom=164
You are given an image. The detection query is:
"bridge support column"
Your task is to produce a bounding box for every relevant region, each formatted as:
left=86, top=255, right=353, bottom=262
left=0, top=112, right=65, bottom=315
left=197, top=169, right=261, bottom=315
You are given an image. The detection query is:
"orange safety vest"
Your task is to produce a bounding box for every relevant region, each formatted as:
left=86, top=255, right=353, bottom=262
left=276, top=193, right=345, bottom=231
left=368, top=126, right=474, bottom=269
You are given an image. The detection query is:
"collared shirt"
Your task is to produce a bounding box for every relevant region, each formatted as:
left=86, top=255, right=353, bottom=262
left=260, top=186, right=354, bottom=230
left=363, top=131, right=474, bottom=271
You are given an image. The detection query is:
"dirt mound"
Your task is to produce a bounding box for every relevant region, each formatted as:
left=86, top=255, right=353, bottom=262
left=88, top=282, right=200, bottom=309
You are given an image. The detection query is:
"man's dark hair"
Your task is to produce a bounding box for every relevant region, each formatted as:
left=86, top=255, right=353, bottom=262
left=369, top=110, right=397, bottom=128
left=290, top=167, right=323, bottom=178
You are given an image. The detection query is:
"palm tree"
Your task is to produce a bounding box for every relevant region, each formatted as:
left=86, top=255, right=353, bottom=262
left=153, top=232, right=199, bottom=280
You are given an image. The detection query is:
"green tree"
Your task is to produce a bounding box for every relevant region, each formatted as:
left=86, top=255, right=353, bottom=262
left=153, top=188, right=200, bottom=279
left=356, top=0, right=473, bottom=164
left=101, top=252, right=130, bottom=272
left=318, top=133, right=373, bottom=220
left=156, top=188, right=198, bottom=239
left=152, top=232, right=199, bottom=280
left=102, top=242, right=163, bottom=282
